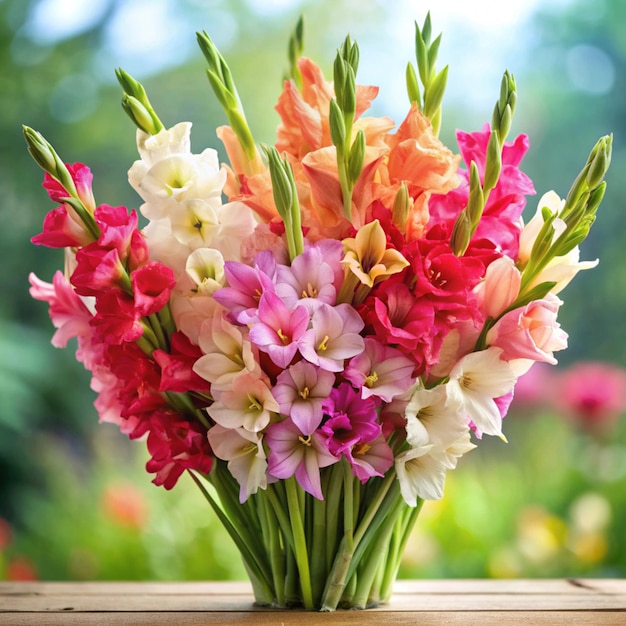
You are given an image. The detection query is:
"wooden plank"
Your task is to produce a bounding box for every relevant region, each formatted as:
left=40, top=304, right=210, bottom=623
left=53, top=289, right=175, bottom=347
left=0, top=580, right=624, bottom=626
left=1, top=611, right=626, bottom=626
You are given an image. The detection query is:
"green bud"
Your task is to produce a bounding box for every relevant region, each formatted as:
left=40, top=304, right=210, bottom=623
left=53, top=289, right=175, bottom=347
left=427, top=33, right=442, bottom=68
left=264, top=146, right=293, bottom=221
left=23, top=126, right=58, bottom=175
left=423, top=65, right=448, bottom=120
left=415, top=22, right=429, bottom=86
left=392, top=183, right=411, bottom=232
left=347, top=130, right=365, bottom=186
left=121, top=95, right=160, bottom=135
left=421, top=11, right=433, bottom=46
left=467, top=161, right=485, bottom=227
left=287, top=15, right=305, bottom=88
left=329, top=99, right=346, bottom=151
left=450, top=209, right=472, bottom=256
left=586, top=181, right=606, bottom=216
left=406, top=62, right=421, bottom=105
left=342, top=65, right=356, bottom=117
left=483, top=130, right=502, bottom=194
left=115, top=68, right=163, bottom=133
left=585, top=134, right=612, bottom=190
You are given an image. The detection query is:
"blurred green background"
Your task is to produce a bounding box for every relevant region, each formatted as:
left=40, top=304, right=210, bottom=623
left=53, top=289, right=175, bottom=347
left=1, top=0, right=625, bottom=581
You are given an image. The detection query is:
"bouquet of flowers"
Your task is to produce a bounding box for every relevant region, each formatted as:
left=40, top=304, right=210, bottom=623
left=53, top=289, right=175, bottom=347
left=25, top=13, right=610, bottom=611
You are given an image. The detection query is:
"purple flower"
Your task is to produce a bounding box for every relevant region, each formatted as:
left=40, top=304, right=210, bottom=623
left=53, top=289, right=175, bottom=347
left=212, top=251, right=276, bottom=324
left=248, top=291, right=310, bottom=368
left=265, top=418, right=338, bottom=500
left=272, top=361, right=336, bottom=435
left=298, top=303, right=364, bottom=372
left=319, top=383, right=393, bottom=481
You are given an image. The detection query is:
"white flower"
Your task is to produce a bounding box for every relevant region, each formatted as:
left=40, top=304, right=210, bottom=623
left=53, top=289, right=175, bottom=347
left=405, top=385, right=467, bottom=449
left=518, top=190, right=598, bottom=294
left=207, top=425, right=267, bottom=503
left=185, top=248, right=225, bottom=295
left=446, top=347, right=517, bottom=438
left=395, top=443, right=445, bottom=504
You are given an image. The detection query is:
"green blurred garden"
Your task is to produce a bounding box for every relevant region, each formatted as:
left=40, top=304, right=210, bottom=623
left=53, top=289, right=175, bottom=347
left=1, top=0, right=626, bottom=581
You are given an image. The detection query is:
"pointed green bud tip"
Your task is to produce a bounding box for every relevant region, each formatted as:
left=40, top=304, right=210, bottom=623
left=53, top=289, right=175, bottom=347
left=392, top=183, right=411, bottom=231
left=23, top=126, right=57, bottom=173
left=585, top=134, right=612, bottom=190
left=122, top=95, right=159, bottom=134
left=329, top=98, right=346, bottom=150
left=347, top=130, right=366, bottom=186
left=264, top=146, right=293, bottom=220
left=451, top=210, right=472, bottom=256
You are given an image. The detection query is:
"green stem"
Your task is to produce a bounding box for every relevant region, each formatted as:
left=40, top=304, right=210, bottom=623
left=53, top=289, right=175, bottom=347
left=285, top=477, right=314, bottom=609
left=187, top=471, right=274, bottom=602
left=257, top=491, right=283, bottom=606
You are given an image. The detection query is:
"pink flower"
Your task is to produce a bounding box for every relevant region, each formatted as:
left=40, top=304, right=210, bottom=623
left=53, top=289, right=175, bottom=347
left=28, top=271, right=92, bottom=347
left=474, top=256, right=521, bottom=319
left=248, top=291, right=310, bottom=368
left=272, top=361, right=335, bottom=435
left=208, top=372, right=279, bottom=432
left=275, top=245, right=338, bottom=311
left=554, top=361, right=626, bottom=432
left=265, top=418, right=338, bottom=499
left=212, top=252, right=276, bottom=324
left=299, top=303, right=365, bottom=372
left=42, top=162, right=96, bottom=212
left=344, top=337, right=415, bottom=402
left=487, top=293, right=568, bottom=366
left=31, top=205, right=94, bottom=248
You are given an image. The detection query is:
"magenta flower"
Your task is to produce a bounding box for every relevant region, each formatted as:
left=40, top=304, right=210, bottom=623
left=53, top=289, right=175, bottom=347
left=272, top=361, right=336, bottom=435
left=248, top=291, right=310, bottom=368
left=212, top=251, right=276, bottom=324
left=299, top=303, right=364, bottom=372
left=265, top=419, right=338, bottom=499
left=275, top=246, right=338, bottom=311
left=344, top=337, right=415, bottom=402
left=318, top=383, right=392, bottom=481
left=554, top=361, right=626, bottom=432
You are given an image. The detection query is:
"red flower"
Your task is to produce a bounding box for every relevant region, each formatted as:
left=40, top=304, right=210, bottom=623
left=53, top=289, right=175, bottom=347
left=91, top=290, right=143, bottom=344
left=145, top=411, right=213, bottom=489
left=131, top=261, right=176, bottom=317
left=154, top=332, right=208, bottom=393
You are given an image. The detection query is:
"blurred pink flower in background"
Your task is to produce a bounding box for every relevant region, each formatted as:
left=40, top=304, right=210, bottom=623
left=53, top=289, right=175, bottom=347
left=554, top=361, right=626, bottom=432
left=512, top=363, right=556, bottom=406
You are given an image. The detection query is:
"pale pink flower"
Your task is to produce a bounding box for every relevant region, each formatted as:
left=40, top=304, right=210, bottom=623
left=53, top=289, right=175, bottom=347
left=487, top=293, right=568, bottom=366
left=271, top=361, right=335, bottom=435
left=474, top=256, right=521, bottom=319
left=207, top=373, right=279, bottom=432
left=299, top=303, right=365, bottom=372
left=275, top=246, right=338, bottom=311
left=207, top=424, right=268, bottom=502
left=344, top=337, right=415, bottom=402
left=193, top=313, right=259, bottom=391
left=265, top=419, right=338, bottom=500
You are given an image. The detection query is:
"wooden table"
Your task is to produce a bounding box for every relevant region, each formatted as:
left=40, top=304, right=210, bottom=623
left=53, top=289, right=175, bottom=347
left=1, top=579, right=625, bottom=625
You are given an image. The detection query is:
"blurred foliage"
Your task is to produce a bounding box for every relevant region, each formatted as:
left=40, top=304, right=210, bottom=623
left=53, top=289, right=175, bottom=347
left=1, top=0, right=626, bottom=581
